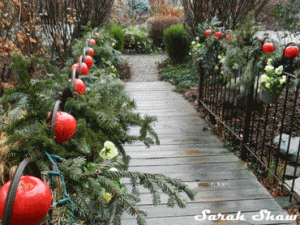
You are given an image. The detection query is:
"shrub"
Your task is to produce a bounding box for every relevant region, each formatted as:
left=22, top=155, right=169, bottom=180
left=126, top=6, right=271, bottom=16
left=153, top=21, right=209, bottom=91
left=123, top=25, right=154, bottom=53
left=109, top=21, right=125, bottom=52
left=148, top=16, right=181, bottom=48
left=163, top=24, right=191, bottom=63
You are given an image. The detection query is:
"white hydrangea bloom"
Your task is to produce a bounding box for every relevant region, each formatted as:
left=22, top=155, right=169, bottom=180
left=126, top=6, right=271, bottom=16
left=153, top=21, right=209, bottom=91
left=192, top=41, right=195, bottom=45
left=265, top=83, right=271, bottom=89
left=196, top=37, right=199, bottom=41
left=218, top=55, right=222, bottom=60
left=275, top=66, right=283, bottom=75
left=260, top=74, right=269, bottom=82
left=265, top=65, right=274, bottom=72
left=280, top=75, right=287, bottom=84
left=99, top=141, right=118, bottom=160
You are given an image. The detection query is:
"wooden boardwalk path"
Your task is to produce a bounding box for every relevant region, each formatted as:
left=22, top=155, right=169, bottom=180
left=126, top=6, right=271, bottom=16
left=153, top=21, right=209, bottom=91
left=123, top=81, right=296, bottom=225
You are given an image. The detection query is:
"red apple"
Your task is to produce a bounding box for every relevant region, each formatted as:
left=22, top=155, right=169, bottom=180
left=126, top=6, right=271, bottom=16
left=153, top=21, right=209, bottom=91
left=205, top=30, right=211, bottom=36
left=225, top=34, right=233, bottom=40
left=87, top=48, right=94, bottom=57
left=71, top=63, right=89, bottom=75
left=262, top=43, right=274, bottom=53
left=53, top=111, right=77, bottom=142
left=0, top=176, right=52, bottom=225
left=285, top=46, right=299, bottom=58
left=214, top=31, right=222, bottom=39
left=78, top=55, right=93, bottom=69
left=87, top=39, right=96, bottom=45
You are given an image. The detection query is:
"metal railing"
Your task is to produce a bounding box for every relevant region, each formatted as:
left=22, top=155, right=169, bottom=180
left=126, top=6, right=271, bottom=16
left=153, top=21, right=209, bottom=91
left=197, top=61, right=300, bottom=205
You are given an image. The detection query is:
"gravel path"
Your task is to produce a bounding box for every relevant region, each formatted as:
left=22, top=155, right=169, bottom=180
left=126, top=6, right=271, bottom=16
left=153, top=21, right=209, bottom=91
left=124, top=54, right=168, bottom=82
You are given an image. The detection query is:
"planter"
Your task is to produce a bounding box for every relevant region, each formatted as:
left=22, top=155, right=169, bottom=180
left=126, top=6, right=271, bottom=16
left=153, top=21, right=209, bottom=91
left=259, top=87, right=281, bottom=104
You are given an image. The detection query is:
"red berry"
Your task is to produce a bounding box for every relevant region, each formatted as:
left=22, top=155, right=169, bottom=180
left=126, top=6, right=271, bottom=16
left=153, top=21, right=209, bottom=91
left=0, top=176, right=52, bottom=225
left=87, top=48, right=94, bottom=57
left=225, top=34, right=233, bottom=41
left=262, top=43, right=274, bottom=54
left=52, top=111, right=76, bottom=142
left=205, top=30, right=211, bottom=36
left=73, top=79, right=86, bottom=95
left=71, top=63, right=88, bottom=75
left=214, top=31, right=222, bottom=39
left=87, top=39, right=96, bottom=45
left=78, top=55, right=93, bottom=69
left=285, top=46, right=299, bottom=58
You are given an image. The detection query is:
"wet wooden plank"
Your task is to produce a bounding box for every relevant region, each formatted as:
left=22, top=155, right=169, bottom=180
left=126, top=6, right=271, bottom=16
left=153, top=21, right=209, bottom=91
left=125, top=179, right=274, bottom=194
left=125, top=82, right=174, bottom=92
left=127, top=162, right=246, bottom=173
left=127, top=135, right=223, bottom=146
left=124, top=144, right=226, bottom=152
left=122, top=169, right=255, bottom=183
left=127, top=148, right=231, bottom=159
left=128, top=154, right=240, bottom=166
left=136, top=188, right=272, bottom=205
left=130, top=91, right=184, bottom=101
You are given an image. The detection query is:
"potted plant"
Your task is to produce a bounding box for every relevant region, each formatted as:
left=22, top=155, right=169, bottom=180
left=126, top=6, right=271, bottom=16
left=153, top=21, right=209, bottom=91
left=258, top=58, right=286, bottom=104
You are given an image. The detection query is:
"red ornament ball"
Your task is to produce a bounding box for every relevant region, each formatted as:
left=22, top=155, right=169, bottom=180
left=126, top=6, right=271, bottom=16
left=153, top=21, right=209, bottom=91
left=71, top=63, right=89, bottom=75
left=72, top=79, right=86, bottom=95
left=285, top=46, right=299, bottom=59
left=87, top=39, right=96, bottom=45
left=87, top=48, right=94, bottom=57
left=0, top=176, right=52, bottom=225
left=262, top=43, right=274, bottom=54
left=214, top=31, right=222, bottom=39
left=205, top=30, right=211, bottom=36
left=225, top=34, right=233, bottom=40
left=53, top=111, right=77, bottom=142
left=78, top=55, right=93, bottom=69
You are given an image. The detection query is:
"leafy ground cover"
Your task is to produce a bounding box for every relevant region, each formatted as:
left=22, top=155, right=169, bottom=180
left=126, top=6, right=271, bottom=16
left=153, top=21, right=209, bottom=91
left=158, top=59, right=198, bottom=92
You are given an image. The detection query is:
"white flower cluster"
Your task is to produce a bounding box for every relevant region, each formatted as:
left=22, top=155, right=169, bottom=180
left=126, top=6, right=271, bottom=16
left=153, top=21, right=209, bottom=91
left=189, top=37, right=202, bottom=55
left=259, top=58, right=286, bottom=92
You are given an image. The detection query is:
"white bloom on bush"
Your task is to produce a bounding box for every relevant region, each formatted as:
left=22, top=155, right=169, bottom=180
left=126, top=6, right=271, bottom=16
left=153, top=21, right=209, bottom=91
left=109, top=167, right=118, bottom=172
left=218, top=55, right=222, bottom=60
left=192, top=41, right=195, bottom=45
left=265, top=65, right=274, bottom=72
left=275, top=66, right=283, bottom=75
left=265, top=83, right=271, bottom=89
left=260, top=74, right=268, bottom=82
left=215, top=65, right=219, bottom=70
left=267, top=58, right=273, bottom=66
left=99, top=141, right=118, bottom=160
left=280, top=75, right=287, bottom=84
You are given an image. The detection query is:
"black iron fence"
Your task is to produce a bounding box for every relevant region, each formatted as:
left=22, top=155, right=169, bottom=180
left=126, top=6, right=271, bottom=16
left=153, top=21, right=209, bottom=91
left=197, top=62, right=300, bottom=205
